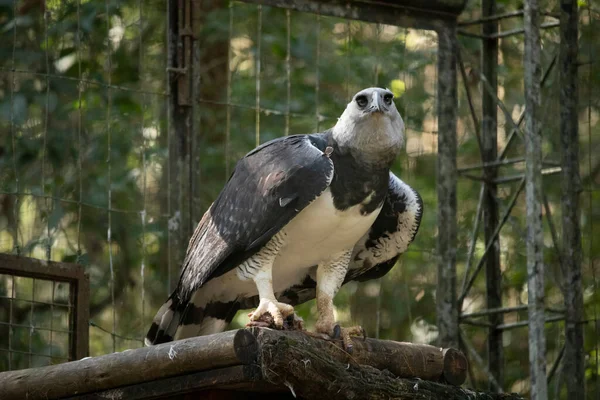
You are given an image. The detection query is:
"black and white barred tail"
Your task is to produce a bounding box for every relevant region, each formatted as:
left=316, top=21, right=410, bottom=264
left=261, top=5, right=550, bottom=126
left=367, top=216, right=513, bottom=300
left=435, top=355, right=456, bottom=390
left=144, top=294, right=240, bottom=346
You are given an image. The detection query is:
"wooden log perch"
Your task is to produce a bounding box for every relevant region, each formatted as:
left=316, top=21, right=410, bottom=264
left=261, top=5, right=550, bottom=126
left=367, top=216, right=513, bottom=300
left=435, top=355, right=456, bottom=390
left=252, top=328, right=522, bottom=400
left=0, top=330, right=256, bottom=400
left=250, top=328, right=467, bottom=385
left=0, top=328, right=524, bottom=400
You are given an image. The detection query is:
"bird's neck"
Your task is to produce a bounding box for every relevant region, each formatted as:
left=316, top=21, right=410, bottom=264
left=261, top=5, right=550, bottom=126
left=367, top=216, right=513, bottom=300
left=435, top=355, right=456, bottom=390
left=331, top=117, right=403, bottom=168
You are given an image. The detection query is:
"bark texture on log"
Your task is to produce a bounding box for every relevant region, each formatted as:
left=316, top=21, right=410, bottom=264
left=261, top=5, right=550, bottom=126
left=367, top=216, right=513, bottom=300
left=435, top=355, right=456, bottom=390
left=254, top=329, right=520, bottom=400
left=252, top=328, right=467, bottom=385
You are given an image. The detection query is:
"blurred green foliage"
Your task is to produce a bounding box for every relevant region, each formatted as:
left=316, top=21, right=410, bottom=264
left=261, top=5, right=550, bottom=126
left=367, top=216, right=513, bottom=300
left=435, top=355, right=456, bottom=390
left=0, top=0, right=599, bottom=397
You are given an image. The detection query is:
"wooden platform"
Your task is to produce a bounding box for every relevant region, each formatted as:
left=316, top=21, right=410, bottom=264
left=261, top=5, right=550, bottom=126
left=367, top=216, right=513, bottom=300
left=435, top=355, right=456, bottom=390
left=0, top=328, right=523, bottom=400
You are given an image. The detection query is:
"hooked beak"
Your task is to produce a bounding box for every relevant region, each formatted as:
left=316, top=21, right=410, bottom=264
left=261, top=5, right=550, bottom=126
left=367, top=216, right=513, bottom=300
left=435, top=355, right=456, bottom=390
left=368, top=92, right=386, bottom=114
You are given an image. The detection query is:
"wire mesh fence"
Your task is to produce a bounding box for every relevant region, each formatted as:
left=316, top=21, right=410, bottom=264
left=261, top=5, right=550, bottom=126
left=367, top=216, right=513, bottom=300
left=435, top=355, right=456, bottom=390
left=0, top=253, right=88, bottom=370
left=0, top=0, right=440, bottom=368
left=1, top=0, right=171, bottom=358
left=0, top=275, right=72, bottom=369
left=0, top=0, right=598, bottom=397
left=456, top=1, right=600, bottom=394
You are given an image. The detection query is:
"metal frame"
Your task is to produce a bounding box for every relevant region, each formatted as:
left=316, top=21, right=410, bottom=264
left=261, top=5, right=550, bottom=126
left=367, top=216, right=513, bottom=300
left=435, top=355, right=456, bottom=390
left=0, top=253, right=90, bottom=366
left=456, top=1, right=585, bottom=396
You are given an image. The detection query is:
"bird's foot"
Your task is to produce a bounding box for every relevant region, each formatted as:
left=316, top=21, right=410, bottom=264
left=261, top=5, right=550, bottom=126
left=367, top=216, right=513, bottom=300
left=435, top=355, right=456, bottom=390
left=247, top=298, right=294, bottom=329
left=315, top=321, right=366, bottom=353
left=246, top=311, right=304, bottom=331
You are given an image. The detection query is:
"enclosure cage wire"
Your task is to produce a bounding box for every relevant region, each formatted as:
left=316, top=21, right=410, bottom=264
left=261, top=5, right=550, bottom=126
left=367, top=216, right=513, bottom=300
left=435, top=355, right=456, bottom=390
left=2, top=1, right=597, bottom=394
left=0, top=274, right=72, bottom=370
left=453, top=3, right=600, bottom=393
left=1, top=0, right=439, bottom=367
left=1, top=0, right=169, bottom=364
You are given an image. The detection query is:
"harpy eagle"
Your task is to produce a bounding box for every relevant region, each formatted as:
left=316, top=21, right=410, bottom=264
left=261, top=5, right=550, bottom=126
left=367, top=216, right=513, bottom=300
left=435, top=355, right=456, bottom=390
left=146, top=87, right=423, bottom=350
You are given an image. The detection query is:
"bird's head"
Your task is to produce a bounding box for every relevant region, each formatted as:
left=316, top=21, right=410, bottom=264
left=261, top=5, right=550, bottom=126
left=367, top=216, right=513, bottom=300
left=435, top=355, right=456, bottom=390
left=333, top=87, right=405, bottom=163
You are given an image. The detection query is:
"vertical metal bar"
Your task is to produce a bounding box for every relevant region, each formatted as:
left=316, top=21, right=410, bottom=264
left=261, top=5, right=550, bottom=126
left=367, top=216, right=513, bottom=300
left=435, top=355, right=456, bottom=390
left=139, top=0, right=147, bottom=340
left=435, top=22, right=458, bottom=349
left=29, top=279, right=35, bottom=367
left=559, top=0, right=584, bottom=396
left=285, top=9, right=291, bottom=137
left=190, top=0, right=201, bottom=225
left=183, top=0, right=193, bottom=239
left=255, top=5, right=262, bottom=147
left=315, top=12, right=321, bottom=132
left=10, top=0, right=20, bottom=256
left=43, top=9, right=52, bottom=261
left=586, top=4, right=599, bottom=396
left=8, top=276, right=14, bottom=369
left=104, top=0, right=116, bottom=354
left=345, top=20, right=351, bottom=100
left=481, top=0, right=502, bottom=391
left=168, top=0, right=193, bottom=280
left=166, top=0, right=174, bottom=294
left=523, top=1, right=548, bottom=398
left=76, top=0, right=84, bottom=262
left=225, top=3, right=234, bottom=175
left=50, top=281, right=55, bottom=359
left=73, top=268, right=89, bottom=359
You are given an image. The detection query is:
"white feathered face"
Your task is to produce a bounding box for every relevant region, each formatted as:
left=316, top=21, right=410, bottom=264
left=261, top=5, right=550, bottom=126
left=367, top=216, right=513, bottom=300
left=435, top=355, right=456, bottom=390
left=333, top=87, right=405, bottom=158
left=351, top=87, right=397, bottom=117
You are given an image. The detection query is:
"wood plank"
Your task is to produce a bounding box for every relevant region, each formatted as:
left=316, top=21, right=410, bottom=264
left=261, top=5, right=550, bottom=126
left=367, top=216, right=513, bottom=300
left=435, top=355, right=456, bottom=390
left=0, top=253, right=86, bottom=282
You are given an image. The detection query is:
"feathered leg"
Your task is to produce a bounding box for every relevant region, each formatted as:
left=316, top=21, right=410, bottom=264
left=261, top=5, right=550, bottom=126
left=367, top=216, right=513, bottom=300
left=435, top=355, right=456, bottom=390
left=314, top=249, right=365, bottom=352
left=238, top=231, right=295, bottom=328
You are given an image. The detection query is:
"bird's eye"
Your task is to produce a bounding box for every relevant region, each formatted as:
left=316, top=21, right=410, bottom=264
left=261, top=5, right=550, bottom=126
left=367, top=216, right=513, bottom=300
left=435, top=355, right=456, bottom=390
left=355, top=95, right=368, bottom=108
left=383, top=93, right=393, bottom=105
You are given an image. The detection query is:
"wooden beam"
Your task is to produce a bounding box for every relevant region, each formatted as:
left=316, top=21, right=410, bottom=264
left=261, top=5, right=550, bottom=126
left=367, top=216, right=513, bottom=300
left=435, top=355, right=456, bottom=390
left=0, top=329, right=257, bottom=400
left=238, top=0, right=458, bottom=32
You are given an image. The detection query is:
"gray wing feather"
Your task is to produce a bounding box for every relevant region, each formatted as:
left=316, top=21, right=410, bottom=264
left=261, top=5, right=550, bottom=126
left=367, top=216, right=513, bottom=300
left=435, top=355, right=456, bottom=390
left=176, top=134, right=334, bottom=301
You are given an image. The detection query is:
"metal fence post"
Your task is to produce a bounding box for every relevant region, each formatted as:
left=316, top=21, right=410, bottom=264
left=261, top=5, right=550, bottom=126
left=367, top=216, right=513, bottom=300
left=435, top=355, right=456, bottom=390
left=559, top=0, right=585, bottom=397
left=436, top=22, right=459, bottom=349
left=523, top=1, right=548, bottom=398
left=481, top=0, right=503, bottom=391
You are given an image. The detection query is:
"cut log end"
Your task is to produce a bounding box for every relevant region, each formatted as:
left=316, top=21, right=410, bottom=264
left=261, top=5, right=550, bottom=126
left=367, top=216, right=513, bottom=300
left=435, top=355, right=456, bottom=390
left=443, top=347, right=468, bottom=386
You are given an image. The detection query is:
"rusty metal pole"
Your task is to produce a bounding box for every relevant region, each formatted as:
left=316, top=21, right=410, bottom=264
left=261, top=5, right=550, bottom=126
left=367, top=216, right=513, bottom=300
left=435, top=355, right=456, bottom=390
left=523, top=0, right=548, bottom=398
left=481, top=0, right=503, bottom=391
left=167, top=0, right=194, bottom=287
left=559, top=0, right=585, bottom=397
left=436, top=22, right=459, bottom=349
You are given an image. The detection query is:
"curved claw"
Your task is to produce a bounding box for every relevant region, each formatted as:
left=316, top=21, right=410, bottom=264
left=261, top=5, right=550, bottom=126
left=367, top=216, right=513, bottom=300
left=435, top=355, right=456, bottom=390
left=245, top=320, right=272, bottom=328
left=332, top=324, right=342, bottom=340
left=345, top=341, right=354, bottom=354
